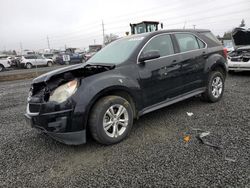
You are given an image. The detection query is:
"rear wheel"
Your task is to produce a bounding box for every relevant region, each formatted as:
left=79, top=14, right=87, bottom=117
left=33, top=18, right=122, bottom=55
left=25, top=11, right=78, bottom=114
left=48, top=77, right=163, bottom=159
left=89, top=96, right=134, bottom=145
left=47, top=61, right=52, bottom=67
left=26, top=63, right=32, bottom=69
left=201, top=70, right=225, bottom=102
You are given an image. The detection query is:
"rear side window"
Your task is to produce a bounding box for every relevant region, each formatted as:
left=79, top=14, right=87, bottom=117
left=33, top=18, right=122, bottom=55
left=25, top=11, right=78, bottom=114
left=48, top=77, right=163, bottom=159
left=175, top=33, right=199, bottom=52
left=26, top=56, right=36, bottom=59
left=200, top=32, right=221, bottom=45
left=197, top=38, right=206, bottom=48
left=142, top=34, right=174, bottom=57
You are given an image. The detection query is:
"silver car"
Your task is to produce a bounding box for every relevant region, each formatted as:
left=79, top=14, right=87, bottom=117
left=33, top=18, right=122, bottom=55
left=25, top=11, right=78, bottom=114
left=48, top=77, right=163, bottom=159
left=20, top=55, right=53, bottom=69
left=228, top=28, right=250, bottom=71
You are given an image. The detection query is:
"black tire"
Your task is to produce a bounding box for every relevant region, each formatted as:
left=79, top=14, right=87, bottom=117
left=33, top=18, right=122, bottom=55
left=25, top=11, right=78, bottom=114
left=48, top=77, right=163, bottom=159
left=89, top=96, right=134, bottom=145
left=26, top=63, right=32, bottom=69
left=47, top=61, right=53, bottom=67
left=0, top=64, right=4, bottom=72
left=201, top=70, right=225, bottom=103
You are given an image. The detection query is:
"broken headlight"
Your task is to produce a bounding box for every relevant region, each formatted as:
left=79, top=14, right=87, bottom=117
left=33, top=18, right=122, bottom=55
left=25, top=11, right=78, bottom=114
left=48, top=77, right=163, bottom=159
left=49, top=79, right=78, bottom=103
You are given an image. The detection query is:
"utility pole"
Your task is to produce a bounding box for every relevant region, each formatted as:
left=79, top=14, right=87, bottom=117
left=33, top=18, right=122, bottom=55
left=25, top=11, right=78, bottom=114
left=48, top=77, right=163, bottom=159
left=47, top=35, right=51, bottom=49
left=193, top=25, right=196, bottom=30
left=102, top=20, right=105, bottom=45
left=183, top=21, right=187, bottom=29
left=20, top=42, right=23, bottom=55
left=94, top=39, right=96, bottom=44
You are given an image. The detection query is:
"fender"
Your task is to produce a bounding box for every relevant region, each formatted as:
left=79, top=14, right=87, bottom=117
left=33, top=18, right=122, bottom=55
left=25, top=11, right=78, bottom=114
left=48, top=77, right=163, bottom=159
left=73, top=70, right=142, bottom=129
left=204, top=53, right=228, bottom=78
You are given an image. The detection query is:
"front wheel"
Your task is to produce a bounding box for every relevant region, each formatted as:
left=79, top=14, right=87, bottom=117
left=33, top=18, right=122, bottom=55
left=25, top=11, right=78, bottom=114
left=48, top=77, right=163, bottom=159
left=0, top=65, right=4, bottom=72
left=201, top=71, right=225, bottom=102
left=89, top=96, right=134, bottom=145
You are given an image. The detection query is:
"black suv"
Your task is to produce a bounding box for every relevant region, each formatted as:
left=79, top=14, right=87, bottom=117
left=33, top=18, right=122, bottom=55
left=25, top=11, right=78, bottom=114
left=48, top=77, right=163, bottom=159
left=25, top=29, right=228, bottom=145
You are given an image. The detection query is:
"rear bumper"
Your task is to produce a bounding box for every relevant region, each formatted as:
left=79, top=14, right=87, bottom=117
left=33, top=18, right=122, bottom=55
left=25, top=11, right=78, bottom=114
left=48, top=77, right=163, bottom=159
left=24, top=105, right=86, bottom=145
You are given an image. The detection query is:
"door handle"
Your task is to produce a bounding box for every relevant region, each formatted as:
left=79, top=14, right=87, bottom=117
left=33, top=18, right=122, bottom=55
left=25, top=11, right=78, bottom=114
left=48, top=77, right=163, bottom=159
left=202, top=52, right=208, bottom=58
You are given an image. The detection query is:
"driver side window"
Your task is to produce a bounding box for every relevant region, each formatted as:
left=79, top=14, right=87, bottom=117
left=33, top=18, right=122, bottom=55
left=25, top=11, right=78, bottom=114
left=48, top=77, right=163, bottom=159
left=142, top=34, right=174, bottom=57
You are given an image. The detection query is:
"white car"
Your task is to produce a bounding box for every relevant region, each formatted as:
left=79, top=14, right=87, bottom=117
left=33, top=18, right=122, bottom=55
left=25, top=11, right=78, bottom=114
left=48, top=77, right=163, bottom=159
left=228, top=28, right=250, bottom=71
left=20, top=55, right=53, bottom=69
left=0, top=55, right=11, bottom=72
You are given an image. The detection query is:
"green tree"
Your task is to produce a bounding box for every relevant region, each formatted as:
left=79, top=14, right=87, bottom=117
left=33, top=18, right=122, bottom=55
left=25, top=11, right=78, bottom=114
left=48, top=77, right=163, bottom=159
left=223, top=31, right=232, bottom=39
left=104, top=33, right=119, bottom=45
left=239, top=19, right=245, bottom=27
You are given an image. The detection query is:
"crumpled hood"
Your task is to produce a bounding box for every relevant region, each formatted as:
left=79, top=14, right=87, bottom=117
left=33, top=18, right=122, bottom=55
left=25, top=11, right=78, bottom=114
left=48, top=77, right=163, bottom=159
left=32, top=64, right=85, bottom=84
left=32, top=63, right=116, bottom=84
left=232, top=27, right=250, bottom=47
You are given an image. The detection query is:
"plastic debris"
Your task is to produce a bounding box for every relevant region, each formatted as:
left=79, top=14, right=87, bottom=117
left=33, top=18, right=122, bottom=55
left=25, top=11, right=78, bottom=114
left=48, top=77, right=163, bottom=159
left=184, top=135, right=191, bottom=142
left=225, top=157, right=236, bottom=162
left=186, top=112, right=194, bottom=117
left=196, top=131, right=222, bottom=149
left=200, top=131, right=210, bottom=138
left=191, top=127, right=202, bottom=131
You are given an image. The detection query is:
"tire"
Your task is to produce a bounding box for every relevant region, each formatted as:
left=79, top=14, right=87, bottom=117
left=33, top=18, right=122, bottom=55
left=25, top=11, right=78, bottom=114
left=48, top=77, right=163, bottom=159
left=47, top=61, right=52, bottom=67
left=26, top=63, right=32, bottom=69
left=89, top=96, right=134, bottom=145
left=0, top=64, right=4, bottom=72
left=201, top=70, right=225, bottom=103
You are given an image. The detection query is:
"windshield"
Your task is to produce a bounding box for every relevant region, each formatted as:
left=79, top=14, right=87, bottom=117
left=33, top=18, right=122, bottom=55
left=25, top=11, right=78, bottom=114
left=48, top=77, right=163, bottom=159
left=88, top=36, right=144, bottom=64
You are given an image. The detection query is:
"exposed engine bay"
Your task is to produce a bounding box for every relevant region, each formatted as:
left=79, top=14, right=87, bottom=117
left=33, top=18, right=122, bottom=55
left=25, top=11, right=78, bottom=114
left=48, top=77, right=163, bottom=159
left=228, top=28, right=250, bottom=63
left=30, top=64, right=115, bottom=103
left=228, top=47, right=250, bottom=62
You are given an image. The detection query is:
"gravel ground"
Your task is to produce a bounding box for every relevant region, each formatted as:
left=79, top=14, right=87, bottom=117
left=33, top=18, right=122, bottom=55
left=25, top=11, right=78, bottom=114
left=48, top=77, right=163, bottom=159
left=0, top=73, right=249, bottom=187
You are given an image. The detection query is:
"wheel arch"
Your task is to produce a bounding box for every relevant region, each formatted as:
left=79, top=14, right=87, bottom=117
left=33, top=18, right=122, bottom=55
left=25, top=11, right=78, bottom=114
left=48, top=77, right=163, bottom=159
left=84, top=86, right=139, bottom=130
left=205, top=54, right=228, bottom=77
left=210, top=62, right=227, bottom=77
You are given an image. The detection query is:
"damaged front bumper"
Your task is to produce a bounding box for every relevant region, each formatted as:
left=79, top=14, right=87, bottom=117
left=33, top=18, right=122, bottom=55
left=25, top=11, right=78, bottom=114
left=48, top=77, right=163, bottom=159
left=24, top=103, right=86, bottom=145
left=228, top=58, right=250, bottom=71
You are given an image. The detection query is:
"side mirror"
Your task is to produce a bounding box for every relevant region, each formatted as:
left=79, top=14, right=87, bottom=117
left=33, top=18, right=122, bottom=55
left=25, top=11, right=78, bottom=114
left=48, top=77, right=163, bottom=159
left=139, top=50, right=160, bottom=63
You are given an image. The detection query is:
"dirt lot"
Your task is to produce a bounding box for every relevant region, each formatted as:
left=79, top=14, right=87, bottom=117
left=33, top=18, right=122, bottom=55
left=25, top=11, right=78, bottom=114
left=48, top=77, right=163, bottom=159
left=0, top=73, right=249, bottom=187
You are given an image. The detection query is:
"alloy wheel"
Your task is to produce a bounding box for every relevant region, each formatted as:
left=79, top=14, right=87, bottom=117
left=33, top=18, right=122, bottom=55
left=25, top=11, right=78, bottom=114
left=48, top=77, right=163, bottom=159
left=103, top=104, right=129, bottom=138
left=211, top=76, right=223, bottom=98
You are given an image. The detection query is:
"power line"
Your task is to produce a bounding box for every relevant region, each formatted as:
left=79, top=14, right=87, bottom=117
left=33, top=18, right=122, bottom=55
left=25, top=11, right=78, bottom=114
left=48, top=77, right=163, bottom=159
left=43, top=0, right=250, bottom=41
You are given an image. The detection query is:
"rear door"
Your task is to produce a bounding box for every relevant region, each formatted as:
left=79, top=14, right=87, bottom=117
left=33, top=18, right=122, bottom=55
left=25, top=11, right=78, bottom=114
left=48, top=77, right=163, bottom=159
left=36, top=55, right=46, bottom=66
left=28, top=56, right=36, bottom=65
left=174, top=33, right=207, bottom=92
left=138, top=34, right=183, bottom=107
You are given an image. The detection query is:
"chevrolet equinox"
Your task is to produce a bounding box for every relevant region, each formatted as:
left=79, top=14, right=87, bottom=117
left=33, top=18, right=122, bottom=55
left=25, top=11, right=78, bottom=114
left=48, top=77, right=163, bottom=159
left=25, top=29, right=228, bottom=145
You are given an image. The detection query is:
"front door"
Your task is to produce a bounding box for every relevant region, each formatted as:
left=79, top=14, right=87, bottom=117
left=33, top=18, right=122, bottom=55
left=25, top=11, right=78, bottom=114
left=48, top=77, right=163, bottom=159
left=138, top=34, right=183, bottom=108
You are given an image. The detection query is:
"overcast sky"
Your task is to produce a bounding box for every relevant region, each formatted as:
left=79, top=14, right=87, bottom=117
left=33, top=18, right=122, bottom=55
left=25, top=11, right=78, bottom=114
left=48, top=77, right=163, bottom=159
left=0, top=0, right=249, bottom=51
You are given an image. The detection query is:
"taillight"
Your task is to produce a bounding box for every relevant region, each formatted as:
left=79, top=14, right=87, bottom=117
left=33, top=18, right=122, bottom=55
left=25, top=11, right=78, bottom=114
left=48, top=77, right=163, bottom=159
left=223, top=48, right=228, bottom=59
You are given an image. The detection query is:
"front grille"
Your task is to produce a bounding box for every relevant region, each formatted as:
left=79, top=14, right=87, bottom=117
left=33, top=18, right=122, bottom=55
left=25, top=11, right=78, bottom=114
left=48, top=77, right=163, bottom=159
left=29, top=103, right=41, bottom=113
